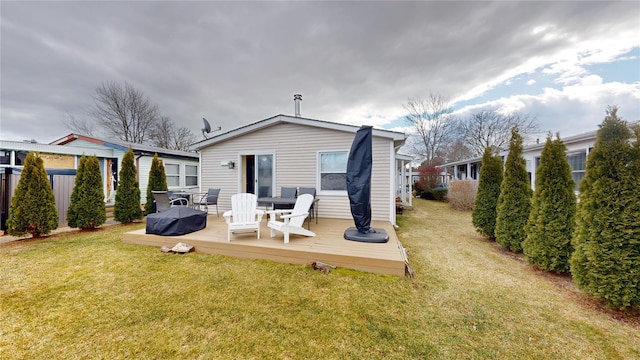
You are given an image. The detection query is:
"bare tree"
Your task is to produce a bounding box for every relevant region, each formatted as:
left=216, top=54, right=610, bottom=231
left=64, top=112, right=95, bottom=136
left=457, top=109, right=538, bottom=156
left=403, top=94, right=457, bottom=166
left=150, top=116, right=197, bottom=151
left=92, top=81, right=160, bottom=144
left=171, top=126, right=197, bottom=151
left=442, top=139, right=474, bottom=162
left=149, top=116, right=173, bottom=149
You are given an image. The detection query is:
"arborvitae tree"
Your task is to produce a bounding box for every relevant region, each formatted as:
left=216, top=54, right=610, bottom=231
left=472, top=147, right=503, bottom=240
left=144, top=153, right=168, bottom=214
left=67, top=154, right=87, bottom=228
left=74, top=155, right=106, bottom=229
left=495, top=127, right=532, bottom=252
left=523, top=134, right=576, bottom=273
left=6, top=152, right=58, bottom=237
left=570, top=106, right=640, bottom=310
left=114, top=148, right=142, bottom=223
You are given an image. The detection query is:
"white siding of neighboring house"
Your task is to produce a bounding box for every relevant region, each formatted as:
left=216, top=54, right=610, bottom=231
left=441, top=133, right=598, bottom=193
left=56, top=139, right=199, bottom=205
left=138, top=155, right=199, bottom=206
left=199, top=122, right=393, bottom=221
left=526, top=137, right=594, bottom=192
left=137, top=157, right=152, bottom=206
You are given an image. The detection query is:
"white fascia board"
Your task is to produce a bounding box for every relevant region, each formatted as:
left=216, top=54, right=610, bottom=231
left=0, top=140, right=114, bottom=158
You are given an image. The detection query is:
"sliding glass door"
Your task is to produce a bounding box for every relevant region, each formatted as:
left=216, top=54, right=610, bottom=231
left=242, top=153, right=274, bottom=197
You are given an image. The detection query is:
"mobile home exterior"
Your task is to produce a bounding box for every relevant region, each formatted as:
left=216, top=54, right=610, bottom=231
left=50, top=134, right=199, bottom=206
left=438, top=129, right=601, bottom=192
left=190, top=115, right=408, bottom=225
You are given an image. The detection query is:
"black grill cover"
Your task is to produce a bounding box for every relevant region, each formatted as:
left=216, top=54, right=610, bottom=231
left=146, top=206, right=207, bottom=236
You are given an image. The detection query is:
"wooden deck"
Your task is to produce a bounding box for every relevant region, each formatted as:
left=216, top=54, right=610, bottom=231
left=123, top=216, right=408, bottom=276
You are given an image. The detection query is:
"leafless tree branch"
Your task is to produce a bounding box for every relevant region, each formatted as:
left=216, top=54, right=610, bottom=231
left=149, top=116, right=197, bottom=151
left=403, top=93, right=457, bottom=166
left=457, top=109, right=539, bottom=156
left=63, top=112, right=95, bottom=136
left=92, top=81, right=160, bottom=144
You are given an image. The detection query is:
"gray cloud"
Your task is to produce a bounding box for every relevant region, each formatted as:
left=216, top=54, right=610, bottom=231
left=1, top=1, right=638, bottom=143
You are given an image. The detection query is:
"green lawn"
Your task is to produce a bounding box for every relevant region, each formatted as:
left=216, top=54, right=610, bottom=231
left=1, top=199, right=638, bottom=359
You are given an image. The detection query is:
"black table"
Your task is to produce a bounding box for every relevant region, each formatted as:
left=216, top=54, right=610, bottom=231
left=258, top=197, right=319, bottom=229
left=170, top=192, right=192, bottom=205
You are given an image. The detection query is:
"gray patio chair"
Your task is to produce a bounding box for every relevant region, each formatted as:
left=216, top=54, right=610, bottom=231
left=152, top=191, right=188, bottom=213
left=273, top=186, right=297, bottom=211
left=193, top=188, right=220, bottom=217
left=298, top=187, right=317, bottom=224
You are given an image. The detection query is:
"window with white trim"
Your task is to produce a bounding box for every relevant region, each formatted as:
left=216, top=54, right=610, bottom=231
left=0, top=150, right=10, bottom=165
left=165, top=163, right=180, bottom=187
left=319, top=151, right=348, bottom=192
left=566, top=151, right=586, bottom=190
left=535, top=151, right=587, bottom=191
left=185, top=165, right=198, bottom=186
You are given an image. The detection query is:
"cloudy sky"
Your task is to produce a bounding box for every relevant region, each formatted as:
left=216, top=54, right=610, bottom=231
left=1, top=1, right=639, bottom=146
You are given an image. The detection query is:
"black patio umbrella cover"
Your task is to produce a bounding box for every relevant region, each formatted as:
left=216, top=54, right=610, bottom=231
left=344, top=125, right=389, bottom=243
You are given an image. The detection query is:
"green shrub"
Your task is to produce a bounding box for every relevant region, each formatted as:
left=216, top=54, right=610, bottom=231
left=570, top=106, right=640, bottom=310
left=419, top=189, right=435, bottom=200
left=114, top=148, right=142, bottom=223
left=6, top=152, right=58, bottom=237
left=66, top=154, right=86, bottom=228
left=74, top=155, right=106, bottom=229
left=523, top=135, right=576, bottom=273
left=495, top=128, right=532, bottom=253
left=472, top=147, right=503, bottom=240
left=144, top=153, right=168, bottom=215
left=431, top=187, right=447, bottom=201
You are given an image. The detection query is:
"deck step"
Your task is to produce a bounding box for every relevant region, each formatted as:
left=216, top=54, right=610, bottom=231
left=105, top=205, right=115, bottom=221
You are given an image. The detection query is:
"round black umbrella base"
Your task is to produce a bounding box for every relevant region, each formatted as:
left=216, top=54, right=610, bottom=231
left=343, top=227, right=389, bottom=243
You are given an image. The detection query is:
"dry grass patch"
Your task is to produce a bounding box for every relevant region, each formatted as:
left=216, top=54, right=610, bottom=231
left=1, top=202, right=638, bottom=359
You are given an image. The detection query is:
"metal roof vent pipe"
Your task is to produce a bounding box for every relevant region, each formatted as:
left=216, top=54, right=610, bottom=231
left=294, top=94, right=302, bottom=117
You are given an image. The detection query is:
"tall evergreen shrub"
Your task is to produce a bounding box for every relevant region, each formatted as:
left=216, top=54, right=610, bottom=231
left=6, top=152, right=58, bottom=237
left=495, top=127, right=532, bottom=252
left=523, top=135, right=576, bottom=273
left=114, top=148, right=142, bottom=223
left=472, top=147, right=503, bottom=240
left=74, top=155, right=106, bottom=229
left=570, top=106, right=640, bottom=310
left=145, top=153, right=168, bottom=214
left=67, top=154, right=87, bottom=228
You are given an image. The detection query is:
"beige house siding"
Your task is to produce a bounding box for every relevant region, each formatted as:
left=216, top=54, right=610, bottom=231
left=199, top=122, right=393, bottom=221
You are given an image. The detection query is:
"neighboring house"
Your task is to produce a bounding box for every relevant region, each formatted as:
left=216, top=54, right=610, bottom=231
left=0, top=139, right=113, bottom=230
left=438, top=127, right=605, bottom=192
left=50, top=134, right=199, bottom=206
left=190, top=114, right=409, bottom=225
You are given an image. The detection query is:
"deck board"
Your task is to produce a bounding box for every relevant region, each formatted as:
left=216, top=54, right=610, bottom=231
left=122, top=216, right=408, bottom=276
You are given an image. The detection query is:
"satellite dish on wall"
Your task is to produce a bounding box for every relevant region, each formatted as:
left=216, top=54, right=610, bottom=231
left=202, top=117, right=221, bottom=139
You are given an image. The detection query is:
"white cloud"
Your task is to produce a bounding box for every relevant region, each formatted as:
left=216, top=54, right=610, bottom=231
left=455, top=76, right=640, bottom=137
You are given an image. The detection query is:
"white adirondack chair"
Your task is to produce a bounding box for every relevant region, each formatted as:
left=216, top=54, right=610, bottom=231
left=267, top=193, right=316, bottom=244
left=223, top=193, right=265, bottom=241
